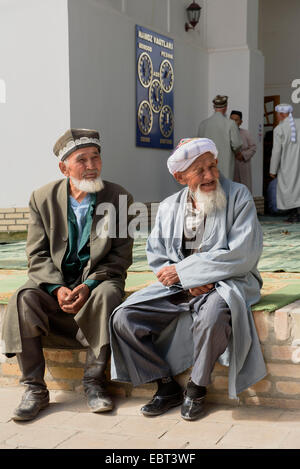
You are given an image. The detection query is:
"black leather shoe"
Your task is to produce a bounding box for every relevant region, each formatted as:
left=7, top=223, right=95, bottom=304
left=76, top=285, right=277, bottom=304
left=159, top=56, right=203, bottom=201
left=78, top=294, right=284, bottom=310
left=181, top=393, right=206, bottom=421
left=85, top=384, right=114, bottom=413
left=13, top=388, right=49, bottom=421
left=141, top=392, right=183, bottom=417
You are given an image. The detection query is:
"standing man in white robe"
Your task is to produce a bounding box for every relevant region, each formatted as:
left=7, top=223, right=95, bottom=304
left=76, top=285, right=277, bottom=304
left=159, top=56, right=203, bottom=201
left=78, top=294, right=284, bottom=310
left=230, top=110, right=257, bottom=193
left=110, top=138, right=266, bottom=421
left=270, top=103, right=300, bottom=223
left=198, top=95, right=242, bottom=180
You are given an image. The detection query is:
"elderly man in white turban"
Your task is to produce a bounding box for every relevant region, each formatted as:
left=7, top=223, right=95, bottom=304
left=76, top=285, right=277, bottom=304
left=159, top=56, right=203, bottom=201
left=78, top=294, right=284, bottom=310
left=110, top=138, right=266, bottom=421
left=270, top=104, right=300, bottom=223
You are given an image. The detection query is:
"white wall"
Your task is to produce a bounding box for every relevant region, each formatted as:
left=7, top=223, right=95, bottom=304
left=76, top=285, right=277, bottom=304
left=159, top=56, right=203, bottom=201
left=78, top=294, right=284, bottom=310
left=259, top=0, right=300, bottom=117
left=0, top=0, right=70, bottom=207
left=0, top=0, right=264, bottom=206
left=68, top=0, right=209, bottom=202
left=206, top=0, right=263, bottom=196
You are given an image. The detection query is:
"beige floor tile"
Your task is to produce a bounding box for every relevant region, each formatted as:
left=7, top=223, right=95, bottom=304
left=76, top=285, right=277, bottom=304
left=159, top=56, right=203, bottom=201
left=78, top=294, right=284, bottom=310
left=113, top=397, right=145, bottom=416
left=201, top=405, right=237, bottom=423
left=109, top=415, right=179, bottom=438
left=0, top=422, right=21, bottom=444
left=62, top=412, right=125, bottom=432
left=279, top=429, right=300, bottom=449
left=114, top=436, right=188, bottom=449
left=5, top=426, right=78, bottom=449
left=217, top=423, right=289, bottom=449
left=50, top=390, right=87, bottom=412
left=0, top=387, right=24, bottom=423
left=230, top=406, right=284, bottom=423
left=0, top=443, right=18, bottom=449
left=161, top=421, right=232, bottom=447
left=28, top=409, right=78, bottom=427
left=277, top=410, right=300, bottom=426
left=56, top=431, right=129, bottom=449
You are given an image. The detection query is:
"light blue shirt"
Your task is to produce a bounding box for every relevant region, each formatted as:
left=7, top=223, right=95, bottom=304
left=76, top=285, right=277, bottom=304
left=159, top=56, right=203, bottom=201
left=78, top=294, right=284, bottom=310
left=69, top=194, right=91, bottom=250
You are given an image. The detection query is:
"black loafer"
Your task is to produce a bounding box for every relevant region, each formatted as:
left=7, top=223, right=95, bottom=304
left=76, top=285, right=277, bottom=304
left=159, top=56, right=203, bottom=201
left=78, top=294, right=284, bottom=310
left=141, top=392, right=183, bottom=417
left=181, top=394, right=206, bottom=421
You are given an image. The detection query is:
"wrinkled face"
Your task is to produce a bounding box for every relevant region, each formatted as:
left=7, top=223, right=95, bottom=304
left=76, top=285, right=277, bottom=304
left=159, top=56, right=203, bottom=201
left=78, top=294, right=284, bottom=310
left=59, top=146, right=102, bottom=181
left=230, top=114, right=242, bottom=127
left=174, top=152, right=219, bottom=193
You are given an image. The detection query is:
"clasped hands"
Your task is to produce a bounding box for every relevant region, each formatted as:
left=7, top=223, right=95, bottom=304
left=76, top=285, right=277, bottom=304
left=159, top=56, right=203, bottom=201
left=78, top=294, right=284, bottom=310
left=156, top=265, right=214, bottom=296
left=54, top=284, right=90, bottom=314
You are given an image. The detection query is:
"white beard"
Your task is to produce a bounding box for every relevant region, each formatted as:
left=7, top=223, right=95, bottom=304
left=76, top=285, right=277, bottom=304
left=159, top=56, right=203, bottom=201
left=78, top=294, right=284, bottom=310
left=70, top=176, right=104, bottom=193
left=191, top=180, right=227, bottom=216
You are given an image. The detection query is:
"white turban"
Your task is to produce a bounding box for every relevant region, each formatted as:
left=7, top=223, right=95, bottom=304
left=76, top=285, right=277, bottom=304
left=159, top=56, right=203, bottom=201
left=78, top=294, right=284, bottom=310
left=167, top=138, right=218, bottom=175
left=275, top=103, right=297, bottom=143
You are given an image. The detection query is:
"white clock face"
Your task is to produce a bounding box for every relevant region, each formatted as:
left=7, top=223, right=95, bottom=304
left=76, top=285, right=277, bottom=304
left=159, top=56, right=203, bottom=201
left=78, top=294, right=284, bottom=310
left=160, top=60, right=174, bottom=93
left=138, top=52, right=153, bottom=88
left=159, top=105, right=174, bottom=138
left=138, top=100, right=153, bottom=135
left=149, top=79, right=164, bottom=113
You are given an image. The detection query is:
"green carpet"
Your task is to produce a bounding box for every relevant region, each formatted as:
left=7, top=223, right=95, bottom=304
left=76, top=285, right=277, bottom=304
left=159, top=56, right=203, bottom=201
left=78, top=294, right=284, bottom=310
left=1, top=216, right=300, bottom=273
left=1, top=269, right=299, bottom=313
left=252, top=273, right=300, bottom=312
left=257, top=215, right=300, bottom=272
left=1, top=215, right=300, bottom=311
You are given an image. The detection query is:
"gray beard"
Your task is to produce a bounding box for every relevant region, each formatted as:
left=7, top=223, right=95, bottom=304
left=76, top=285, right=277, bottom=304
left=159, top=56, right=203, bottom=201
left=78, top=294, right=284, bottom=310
left=70, top=176, right=104, bottom=193
left=191, top=180, right=227, bottom=216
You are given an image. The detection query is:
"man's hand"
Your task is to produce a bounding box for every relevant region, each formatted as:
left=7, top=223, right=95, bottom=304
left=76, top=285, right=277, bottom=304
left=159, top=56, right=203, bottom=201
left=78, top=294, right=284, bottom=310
left=189, top=284, right=215, bottom=296
left=156, top=265, right=180, bottom=287
left=55, top=286, right=73, bottom=309
left=55, top=284, right=90, bottom=314
left=269, top=173, right=277, bottom=179
left=235, top=152, right=244, bottom=162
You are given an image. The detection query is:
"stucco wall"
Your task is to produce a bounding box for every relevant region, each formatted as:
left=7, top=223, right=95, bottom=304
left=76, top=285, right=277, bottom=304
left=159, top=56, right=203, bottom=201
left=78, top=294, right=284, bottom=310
left=68, top=0, right=209, bottom=202
left=0, top=0, right=71, bottom=208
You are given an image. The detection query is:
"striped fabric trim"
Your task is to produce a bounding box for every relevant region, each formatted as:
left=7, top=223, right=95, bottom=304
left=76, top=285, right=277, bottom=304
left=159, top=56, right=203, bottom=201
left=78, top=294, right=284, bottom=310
left=275, top=104, right=297, bottom=143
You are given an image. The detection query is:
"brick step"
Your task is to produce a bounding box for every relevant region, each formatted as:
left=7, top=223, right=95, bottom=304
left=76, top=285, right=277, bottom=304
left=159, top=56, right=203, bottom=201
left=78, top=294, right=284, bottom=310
left=2, top=302, right=300, bottom=409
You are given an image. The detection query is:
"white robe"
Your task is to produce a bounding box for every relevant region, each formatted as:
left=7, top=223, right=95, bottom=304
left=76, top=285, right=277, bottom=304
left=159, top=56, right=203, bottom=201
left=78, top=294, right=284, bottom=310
left=110, top=175, right=267, bottom=399
left=198, top=113, right=242, bottom=180
left=270, top=117, right=300, bottom=210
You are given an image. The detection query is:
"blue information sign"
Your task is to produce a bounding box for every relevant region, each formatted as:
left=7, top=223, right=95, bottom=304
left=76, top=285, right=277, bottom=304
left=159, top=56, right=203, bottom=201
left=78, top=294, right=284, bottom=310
left=136, top=25, right=174, bottom=149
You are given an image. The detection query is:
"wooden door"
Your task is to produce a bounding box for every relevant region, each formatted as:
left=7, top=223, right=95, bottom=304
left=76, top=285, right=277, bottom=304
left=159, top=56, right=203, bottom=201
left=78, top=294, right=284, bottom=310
left=264, top=95, right=280, bottom=130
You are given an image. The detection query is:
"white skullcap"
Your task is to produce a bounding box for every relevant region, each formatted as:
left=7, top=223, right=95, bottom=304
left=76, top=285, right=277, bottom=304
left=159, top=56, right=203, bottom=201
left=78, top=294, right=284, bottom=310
left=275, top=103, right=297, bottom=143
left=167, top=138, right=218, bottom=175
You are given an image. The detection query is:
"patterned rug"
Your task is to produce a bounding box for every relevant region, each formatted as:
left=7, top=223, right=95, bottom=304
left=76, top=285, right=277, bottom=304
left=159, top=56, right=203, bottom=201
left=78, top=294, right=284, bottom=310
left=1, top=215, right=300, bottom=311
left=1, top=216, right=300, bottom=273
left=1, top=270, right=300, bottom=313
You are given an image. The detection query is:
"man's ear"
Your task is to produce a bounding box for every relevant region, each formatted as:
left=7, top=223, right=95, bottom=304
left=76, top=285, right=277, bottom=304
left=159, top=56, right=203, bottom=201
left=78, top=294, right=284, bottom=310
left=59, top=160, right=68, bottom=177
left=173, top=171, right=186, bottom=185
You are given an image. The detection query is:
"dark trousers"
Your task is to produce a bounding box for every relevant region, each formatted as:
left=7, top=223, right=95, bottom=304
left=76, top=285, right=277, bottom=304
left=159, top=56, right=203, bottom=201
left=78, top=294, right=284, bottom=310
left=16, top=288, right=109, bottom=389
left=112, top=289, right=231, bottom=387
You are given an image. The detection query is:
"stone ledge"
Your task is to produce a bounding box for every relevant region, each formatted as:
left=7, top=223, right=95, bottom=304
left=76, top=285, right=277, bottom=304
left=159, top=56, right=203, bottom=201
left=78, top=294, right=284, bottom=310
left=2, top=300, right=300, bottom=408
